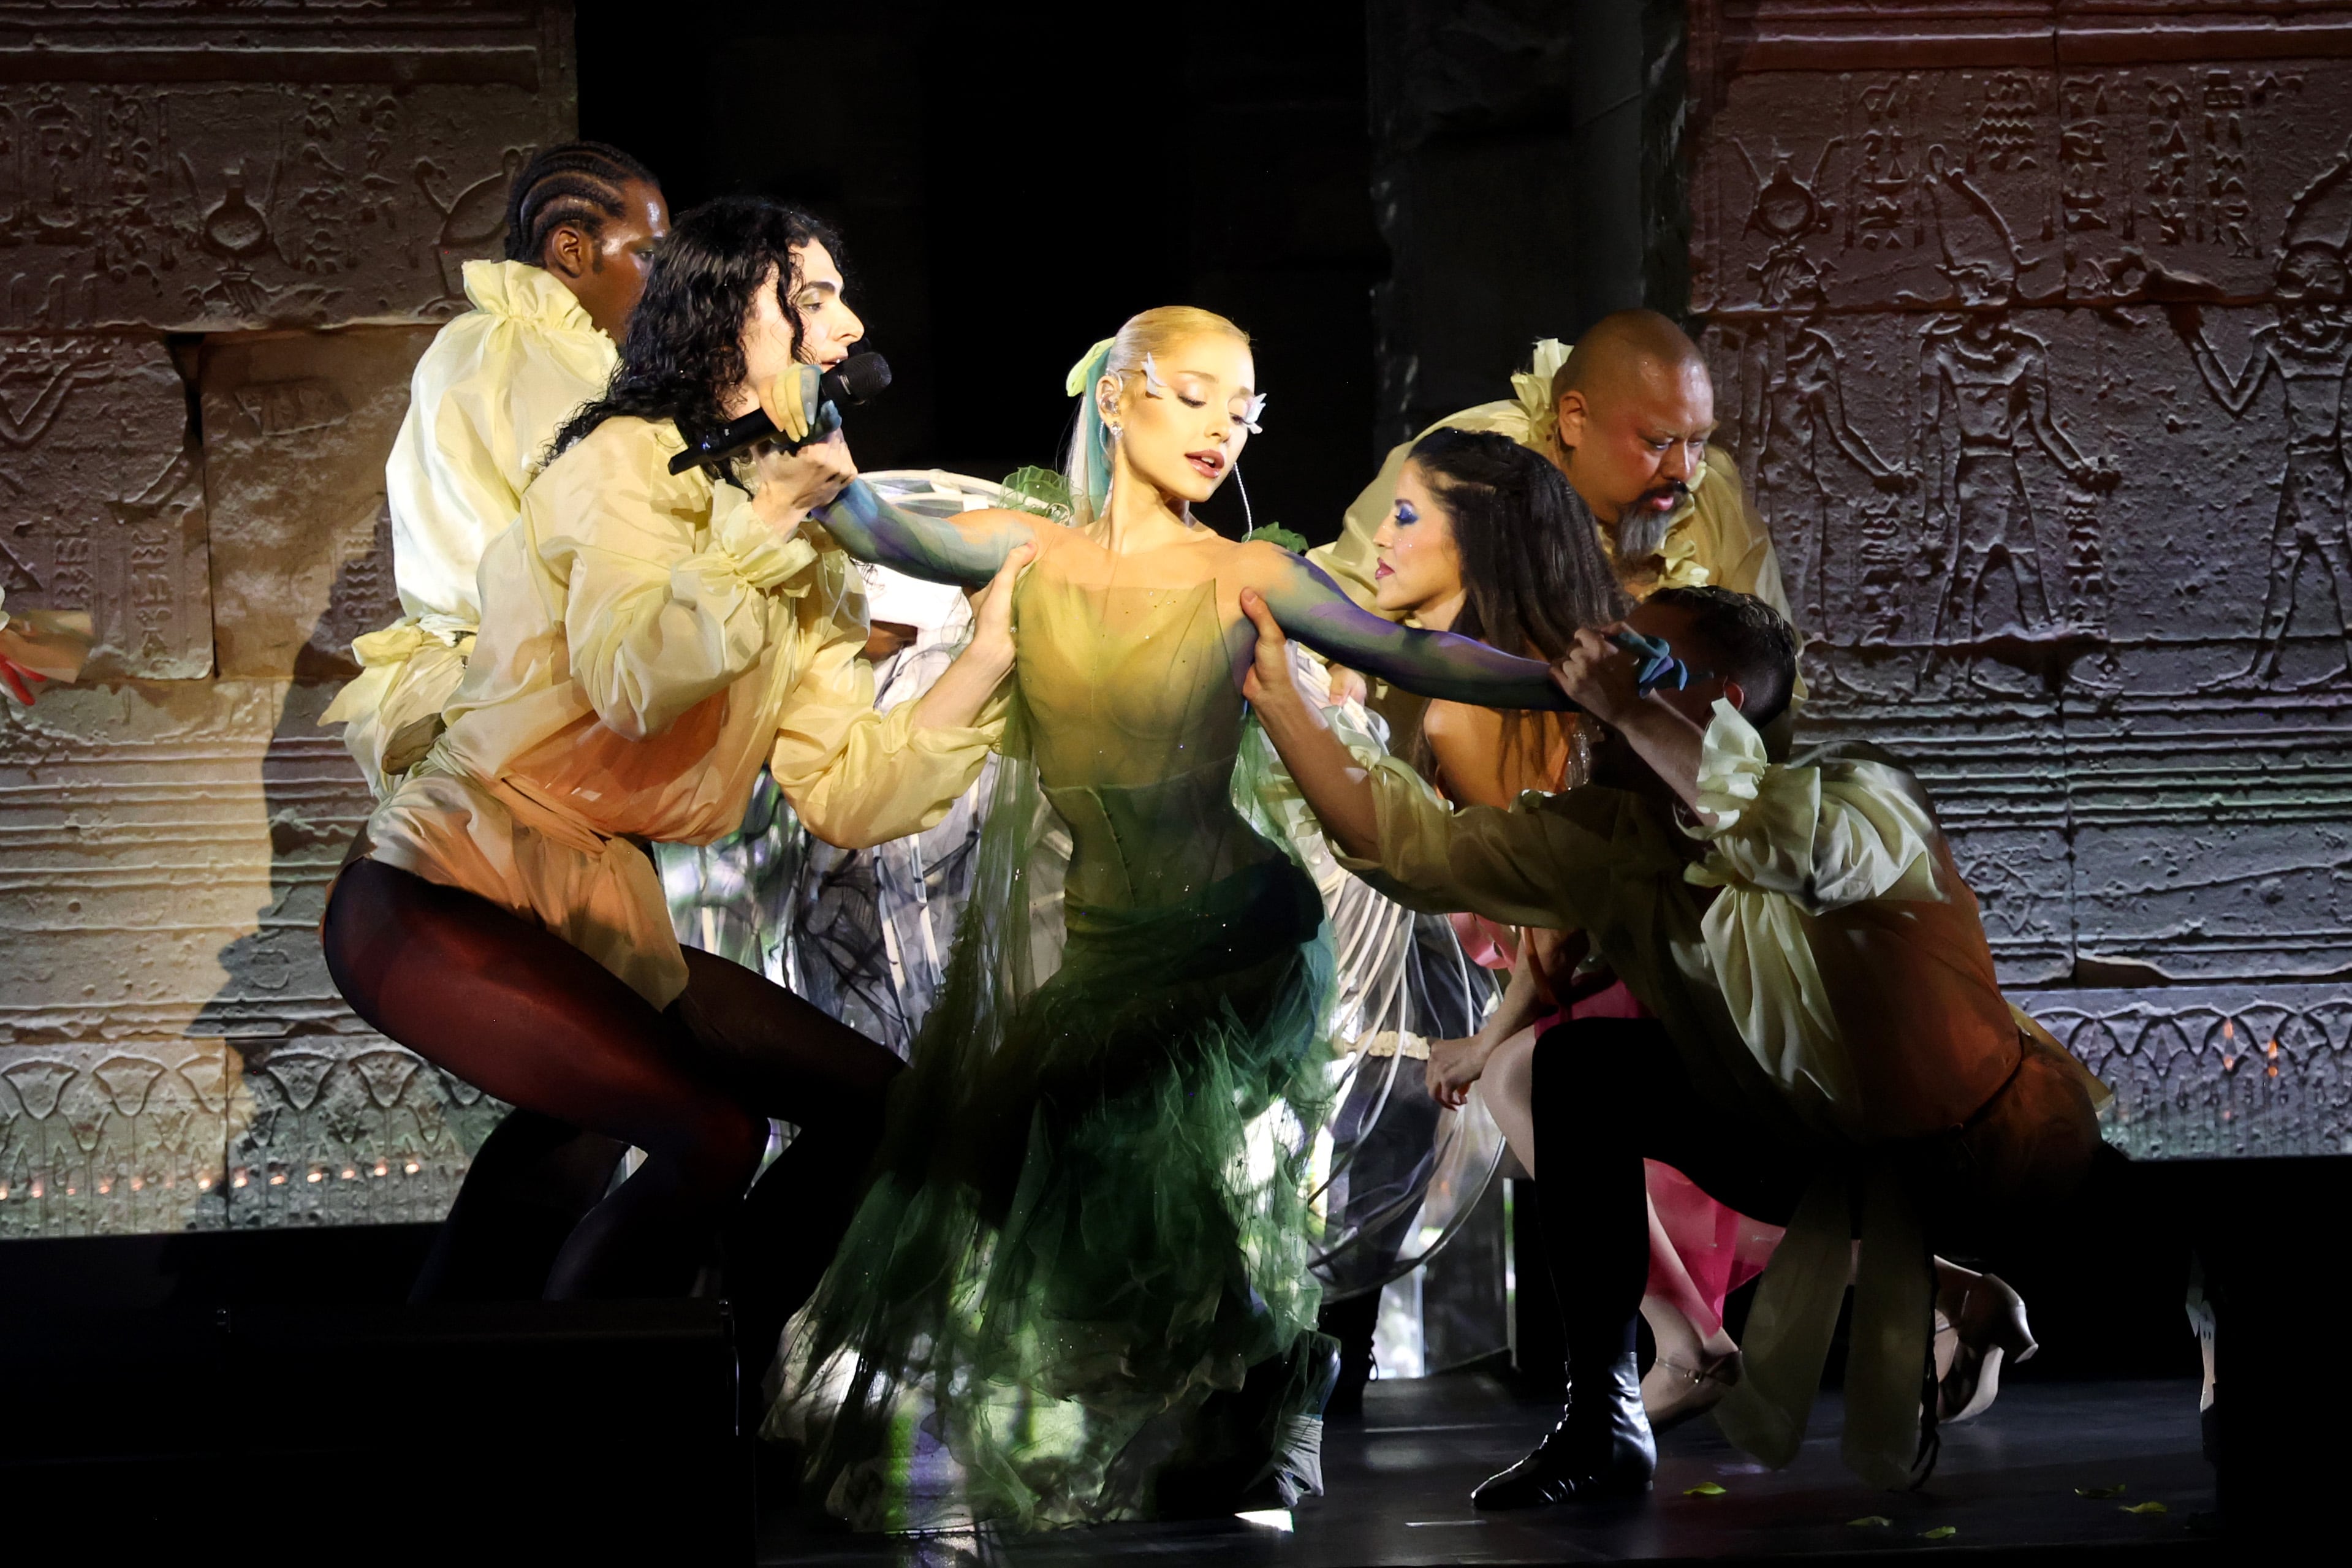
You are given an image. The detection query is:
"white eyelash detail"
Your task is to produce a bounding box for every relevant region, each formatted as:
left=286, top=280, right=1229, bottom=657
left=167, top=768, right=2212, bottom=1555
left=1140, top=353, right=1169, bottom=396
left=1241, top=392, right=1267, bottom=433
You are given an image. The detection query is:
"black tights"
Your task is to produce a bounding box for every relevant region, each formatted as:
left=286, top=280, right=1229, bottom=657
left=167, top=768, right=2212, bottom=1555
left=322, top=857, right=901, bottom=1332
left=1530, top=1018, right=1813, bottom=1373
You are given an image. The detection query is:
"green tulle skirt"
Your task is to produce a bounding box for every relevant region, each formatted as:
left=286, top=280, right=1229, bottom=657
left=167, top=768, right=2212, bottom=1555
left=767, top=837, right=1338, bottom=1531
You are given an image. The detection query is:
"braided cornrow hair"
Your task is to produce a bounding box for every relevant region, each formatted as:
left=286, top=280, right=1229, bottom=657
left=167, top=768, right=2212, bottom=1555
left=503, top=141, right=659, bottom=265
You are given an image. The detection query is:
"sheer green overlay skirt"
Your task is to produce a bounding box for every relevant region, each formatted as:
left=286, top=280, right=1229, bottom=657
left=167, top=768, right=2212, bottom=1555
left=767, top=786, right=1338, bottom=1531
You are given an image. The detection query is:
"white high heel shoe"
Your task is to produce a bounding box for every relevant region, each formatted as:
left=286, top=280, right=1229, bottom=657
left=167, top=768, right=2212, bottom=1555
left=1937, top=1271, right=2036, bottom=1424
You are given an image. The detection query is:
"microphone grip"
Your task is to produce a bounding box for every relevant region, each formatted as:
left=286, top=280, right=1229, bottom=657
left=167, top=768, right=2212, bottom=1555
left=666, top=402, right=838, bottom=476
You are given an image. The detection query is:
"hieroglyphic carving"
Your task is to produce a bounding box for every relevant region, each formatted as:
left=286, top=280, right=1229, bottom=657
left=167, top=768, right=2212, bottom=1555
left=0, top=4, right=571, bottom=1239
left=202, top=327, right=431, bottom=679
left=1688, top=3, right=2352, bottom=1152
left=0, top=2, right=571, bottom=331
left=0, top=1040, right=234, bottom=1238
left=2024, top=986, right=2351, bottom=1161
left=0, top=679, right=499, bottom=1235
left=0, top=333, right=210, bottom=676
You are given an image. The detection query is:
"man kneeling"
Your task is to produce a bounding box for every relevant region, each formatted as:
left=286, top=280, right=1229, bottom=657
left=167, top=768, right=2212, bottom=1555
left=1237, top=582, right=2104, bottom=1504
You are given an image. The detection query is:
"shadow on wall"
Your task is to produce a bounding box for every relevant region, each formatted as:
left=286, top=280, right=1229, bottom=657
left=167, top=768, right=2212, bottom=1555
left=187, top=328, right=504, bottom=1229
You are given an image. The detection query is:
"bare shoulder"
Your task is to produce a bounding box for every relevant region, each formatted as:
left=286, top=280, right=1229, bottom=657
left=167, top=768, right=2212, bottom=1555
left=1226, top=536, right=1314, bottom=589
left=957, top=505, right=1053, bottom=543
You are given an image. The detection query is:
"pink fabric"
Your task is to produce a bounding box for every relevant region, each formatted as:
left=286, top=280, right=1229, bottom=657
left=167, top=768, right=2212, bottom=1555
left=1450, top=911, right=1515, bottom=971
left=1643, top=1160, right=1785, bottom=1338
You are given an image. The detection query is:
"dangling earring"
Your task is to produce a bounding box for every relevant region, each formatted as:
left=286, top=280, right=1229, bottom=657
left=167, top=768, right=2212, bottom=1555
left=1232, top=463, right=1254, bottom=532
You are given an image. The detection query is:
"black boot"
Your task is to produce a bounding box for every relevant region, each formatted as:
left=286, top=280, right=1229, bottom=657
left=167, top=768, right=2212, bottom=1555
left=1471, top=1351, right=1655, bottom=1509
left=1318, top=1291, right=1379, bottom=1422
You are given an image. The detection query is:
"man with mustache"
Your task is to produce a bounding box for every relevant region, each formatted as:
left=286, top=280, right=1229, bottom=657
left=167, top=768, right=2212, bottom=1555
left=1315, top=309, right=1786, bottom=626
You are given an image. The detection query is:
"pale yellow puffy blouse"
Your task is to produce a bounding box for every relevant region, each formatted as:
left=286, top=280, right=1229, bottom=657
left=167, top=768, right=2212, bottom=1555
left=1338, top=699, right=2103, bottom=1483
left=1343, top=698, right=2017, bottom=1143
left=325, top=260, right=618, bottom=797
left=365, top=415, right=1003, bottom=1008
left=1307, top=339, right=1791, bottom=620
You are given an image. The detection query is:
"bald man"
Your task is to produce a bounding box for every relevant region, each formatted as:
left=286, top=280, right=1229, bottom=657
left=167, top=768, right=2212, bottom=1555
left=1312, top=311, right=1788, bottom=619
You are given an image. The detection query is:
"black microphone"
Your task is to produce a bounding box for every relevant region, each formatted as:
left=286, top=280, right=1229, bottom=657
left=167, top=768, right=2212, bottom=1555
left=667, top=352, right=893, bottom=475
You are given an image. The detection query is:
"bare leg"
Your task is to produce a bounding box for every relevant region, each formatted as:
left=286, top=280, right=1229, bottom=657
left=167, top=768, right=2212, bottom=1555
left=1477, top=1026, right=1541, bottom=1175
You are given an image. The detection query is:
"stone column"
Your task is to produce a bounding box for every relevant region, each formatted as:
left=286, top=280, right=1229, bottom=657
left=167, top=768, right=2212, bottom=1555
left=0, top=2, right=575, bottom=1236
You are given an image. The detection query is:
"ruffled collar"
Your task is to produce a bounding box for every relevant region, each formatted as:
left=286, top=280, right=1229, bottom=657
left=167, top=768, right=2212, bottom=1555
left=460, top=259, right=602, bottom=336
left=1507, top=337, right=1574, bottom=448
left=1509, top=338, right=1708, bottom=588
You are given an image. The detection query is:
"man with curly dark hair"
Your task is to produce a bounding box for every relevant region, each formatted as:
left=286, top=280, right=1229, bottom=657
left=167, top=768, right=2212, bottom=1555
left=322, top=198, right=1023, bottom=1363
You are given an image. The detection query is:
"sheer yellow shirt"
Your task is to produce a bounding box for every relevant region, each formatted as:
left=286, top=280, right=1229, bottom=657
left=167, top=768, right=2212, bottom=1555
left=367, top=415, right=1003, bottom=1006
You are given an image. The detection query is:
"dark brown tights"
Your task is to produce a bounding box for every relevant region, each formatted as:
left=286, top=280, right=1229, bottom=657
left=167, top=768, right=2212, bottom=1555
left=322, top=857, right=901, bottom=1328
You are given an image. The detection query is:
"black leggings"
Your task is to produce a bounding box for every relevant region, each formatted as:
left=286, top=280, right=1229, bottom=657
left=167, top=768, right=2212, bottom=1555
left=321, top=857, right=902, bottom=1320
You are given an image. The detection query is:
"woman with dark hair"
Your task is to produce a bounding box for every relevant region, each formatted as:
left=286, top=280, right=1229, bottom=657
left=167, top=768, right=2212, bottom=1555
left=1367, top=428, right=1779, bottom=1429
left=1308, top=427, right=1631, bottom=1413
left=1392, top=430, right=2028, bottom=1437
left=320, top=198, right=1026, bottom=1328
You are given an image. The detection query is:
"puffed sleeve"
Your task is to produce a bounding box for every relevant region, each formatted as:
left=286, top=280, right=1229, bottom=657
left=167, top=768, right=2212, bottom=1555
left=1337, top=753, right=1667, bottom=930
left=768, top=561, right=1004, bottom=850
left=1683, top=699, right=1944, bottom=913
left=540, top=447, right=821, bottom=744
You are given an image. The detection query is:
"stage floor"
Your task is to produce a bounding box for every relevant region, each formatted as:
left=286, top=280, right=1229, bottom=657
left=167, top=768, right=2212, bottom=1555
left=758, top=1374, right=2214, bottom=1565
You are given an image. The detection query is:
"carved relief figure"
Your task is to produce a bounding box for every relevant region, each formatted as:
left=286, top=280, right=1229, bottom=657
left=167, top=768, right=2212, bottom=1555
left=2163, top=139, right=2352, bottom=686
left=1917, top=158, right=2115, bottom=650
left=1731, top=142, right=1913, bottom=634
left=417, top=147, right=526, bottom=303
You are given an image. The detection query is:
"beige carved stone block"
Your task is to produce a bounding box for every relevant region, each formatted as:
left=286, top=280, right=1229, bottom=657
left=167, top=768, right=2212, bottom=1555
left=0, top=1038, right=240, bottom=1239
left=0, top=333, right=211, bottom=678
left=202, top=327, right=433, bottom=680
left=0, top=679, right=362, bottom=1048
left=226, top=1036, right=499, bottom=1230
left=0, top=7, right=575, bottom=331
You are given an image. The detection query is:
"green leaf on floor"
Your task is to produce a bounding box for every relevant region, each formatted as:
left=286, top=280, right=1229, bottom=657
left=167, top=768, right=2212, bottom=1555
left=2074, top=1483, right=2128, bottom=1499
left=1682, top=1482, right=1727, bottom=1497
left=2120, top=1501, right=2169, bottom=1515
left=1920, top=1525, right=1957, bottom=1539
left=1847, top=1515, right=1892, bottom=1528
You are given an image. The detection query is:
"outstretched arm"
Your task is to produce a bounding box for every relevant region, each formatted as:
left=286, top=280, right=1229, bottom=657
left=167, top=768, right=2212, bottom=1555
left=1244, top=544, right=1569, bottom=711
left=813, top=478, right=1039, bottom=590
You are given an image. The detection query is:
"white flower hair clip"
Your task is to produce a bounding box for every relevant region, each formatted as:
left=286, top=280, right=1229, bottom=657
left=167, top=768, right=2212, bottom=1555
left=1241, top=392, right=1267, bottom=434
left=1140, top=352, right=1169, bottom=396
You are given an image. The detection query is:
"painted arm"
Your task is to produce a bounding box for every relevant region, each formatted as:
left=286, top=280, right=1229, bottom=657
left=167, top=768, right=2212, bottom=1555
left=811, top=477, right=1038, bottom=589
left=1248, top=545, right=1569, bottom=711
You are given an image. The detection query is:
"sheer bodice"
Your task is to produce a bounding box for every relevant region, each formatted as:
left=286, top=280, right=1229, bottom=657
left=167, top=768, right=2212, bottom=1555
left=1014, top=559, right=1283, bottom=912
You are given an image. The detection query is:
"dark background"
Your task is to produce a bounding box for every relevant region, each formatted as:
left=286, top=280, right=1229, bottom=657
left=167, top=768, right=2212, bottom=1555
left=575, top=0, right=1686, bottom=546
left=577, top=0, right=1387, bottom=543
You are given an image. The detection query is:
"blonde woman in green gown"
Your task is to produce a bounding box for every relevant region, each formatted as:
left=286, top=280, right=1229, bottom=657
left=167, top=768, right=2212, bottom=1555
left=767, top=308, right=1571, bottom=1531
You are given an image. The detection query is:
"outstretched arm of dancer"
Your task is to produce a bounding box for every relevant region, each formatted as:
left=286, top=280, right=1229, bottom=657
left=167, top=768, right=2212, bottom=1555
left=810, top=476, right=1039, bottom=589
left=1237, top=543, right=1568, bottom=711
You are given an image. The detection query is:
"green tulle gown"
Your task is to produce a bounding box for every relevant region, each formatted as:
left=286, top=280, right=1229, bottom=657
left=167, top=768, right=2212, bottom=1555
left=767, top=566, right=1338, bottom=1531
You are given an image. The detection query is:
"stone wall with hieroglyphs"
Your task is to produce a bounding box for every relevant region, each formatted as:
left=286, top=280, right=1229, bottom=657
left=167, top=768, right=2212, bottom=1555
left=0, top=3, right=572, bottom=1237
left=1688, top=1, right=2352, bottom=1157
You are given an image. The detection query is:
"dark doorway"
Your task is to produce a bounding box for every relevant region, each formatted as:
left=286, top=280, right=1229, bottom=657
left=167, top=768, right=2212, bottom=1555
left=576, top=1, right=1385, bottom=545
